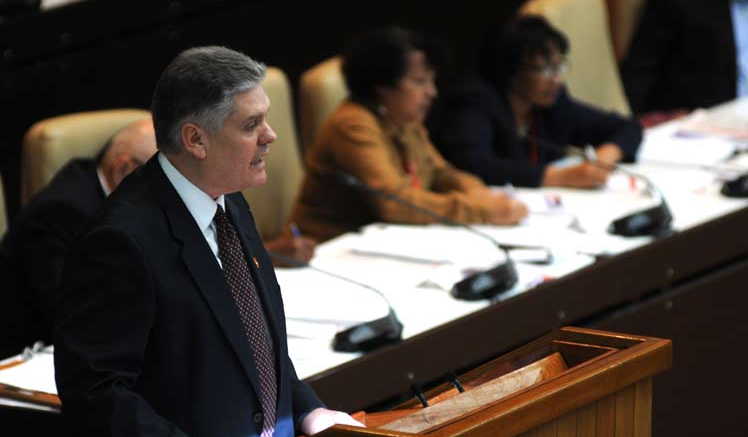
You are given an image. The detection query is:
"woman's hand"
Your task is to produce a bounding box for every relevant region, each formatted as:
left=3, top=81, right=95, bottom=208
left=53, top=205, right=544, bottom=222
left=264, top=235, right=317, bottom=266
left=595, top=143, right=623, bottom=165
left=475, top=191, right=528, bottom=225
left=543, top=162, right=610, bottom=188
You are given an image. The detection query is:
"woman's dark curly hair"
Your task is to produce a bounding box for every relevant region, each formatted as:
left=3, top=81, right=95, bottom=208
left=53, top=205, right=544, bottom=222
left=342, top=26, right=441, bottom=104
left=478, top=15, right=568, bottom=92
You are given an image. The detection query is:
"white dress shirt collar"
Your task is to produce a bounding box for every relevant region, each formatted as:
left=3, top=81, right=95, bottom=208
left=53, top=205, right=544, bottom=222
left=96, top=167, right=112, bottom=197
left=158, top=153, right=226, bottom=265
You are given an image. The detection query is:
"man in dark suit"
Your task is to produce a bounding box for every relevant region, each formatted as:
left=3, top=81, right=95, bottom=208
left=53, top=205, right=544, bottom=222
left=0, top=118, right=156, bottom=359
left=621, top=0, right=743, bottom=115
left=54, top=46, right=362, bottom=437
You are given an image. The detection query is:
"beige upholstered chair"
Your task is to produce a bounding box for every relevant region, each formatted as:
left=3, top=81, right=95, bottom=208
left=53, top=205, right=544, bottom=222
left=241, top=67, right=304, bottom=240
left=298, top=56, right=348, bottom=152
left=0, top=173, right=7, bottom=236
left=520, top=0, right=631, bottom=115
left=21, top=108, right=151, bottom=204
left=606, top=0, right=647, bottom=62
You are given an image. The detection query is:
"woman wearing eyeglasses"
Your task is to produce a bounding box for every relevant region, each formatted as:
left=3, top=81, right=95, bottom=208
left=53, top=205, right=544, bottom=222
left=428, top=15, right=642, bottom=188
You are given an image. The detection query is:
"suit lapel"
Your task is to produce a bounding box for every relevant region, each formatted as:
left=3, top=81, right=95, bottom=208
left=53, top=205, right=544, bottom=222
left=146, top=158, right=264, bottom=401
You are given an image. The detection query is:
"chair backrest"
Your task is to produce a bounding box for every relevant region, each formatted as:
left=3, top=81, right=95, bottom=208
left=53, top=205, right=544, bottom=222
left=241, top=66, right=304, bottom=240
left=298, top=56, right=348, bottom=152
left=0, top=173, right=7, bottom=236
left=520, top=0, right=631, bottom=115
left=606, top=0, right=647, bottom=62
left=21, top=108, right=151, bottom=204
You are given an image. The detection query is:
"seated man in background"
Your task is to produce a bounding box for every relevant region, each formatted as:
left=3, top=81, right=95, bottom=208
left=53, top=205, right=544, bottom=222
left=621, top=0, right=746, bottom=119
left=428, top=15, right=642, bottom=189
left=0, top=118, right=157, bottom=359
left=291, top=27, right=527, bottom=243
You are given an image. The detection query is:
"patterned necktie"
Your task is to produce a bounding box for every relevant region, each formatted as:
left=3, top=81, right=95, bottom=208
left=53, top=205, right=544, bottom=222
left=214, top=205, right=277, bottom=437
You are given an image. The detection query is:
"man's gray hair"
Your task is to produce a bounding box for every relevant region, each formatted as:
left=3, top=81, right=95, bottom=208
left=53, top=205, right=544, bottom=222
left=151, top=46, right=266, bottom=153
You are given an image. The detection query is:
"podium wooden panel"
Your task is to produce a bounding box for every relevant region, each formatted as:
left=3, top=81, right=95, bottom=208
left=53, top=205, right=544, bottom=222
left=318, top=327, right=671, bottom=437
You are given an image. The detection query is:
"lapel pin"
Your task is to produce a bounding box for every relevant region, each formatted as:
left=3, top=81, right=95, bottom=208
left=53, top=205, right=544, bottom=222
left=252, top=257, right=260, bottom=269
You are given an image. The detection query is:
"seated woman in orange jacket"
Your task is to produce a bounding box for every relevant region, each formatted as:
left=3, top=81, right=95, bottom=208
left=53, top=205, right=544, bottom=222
left=290, top=27, right=528, bottom=242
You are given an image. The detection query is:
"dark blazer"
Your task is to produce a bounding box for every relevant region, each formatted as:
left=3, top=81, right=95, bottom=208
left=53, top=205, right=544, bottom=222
left=54, top=155, right=323, bottom=437
left=621, top=0, right=736, bottom=114
left=0, top=158, right=104, bottom=359
left=427, top=77, right=642, bottom=187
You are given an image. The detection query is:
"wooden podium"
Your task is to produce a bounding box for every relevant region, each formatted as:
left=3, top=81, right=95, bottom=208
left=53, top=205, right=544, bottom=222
left=320, top=327, right=671, bottom=437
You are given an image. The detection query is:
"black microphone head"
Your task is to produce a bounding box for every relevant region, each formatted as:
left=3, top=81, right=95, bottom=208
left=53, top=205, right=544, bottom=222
left=451, top=259, right=518, bottom=300
left=608, top=203, right=673, bottom=237
left=331, top=310, right=403, bottom=352
left=721, top=173, right=748, bottom=198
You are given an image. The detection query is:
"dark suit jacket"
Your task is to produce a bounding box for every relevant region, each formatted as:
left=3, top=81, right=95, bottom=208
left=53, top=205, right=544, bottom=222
left=54, top=155, right=323, bottom=437
left=621, top=0, right=736, bottom=114
left=427, top=77, right=642, bottom=187
left=0, top=158, right=104, bottom=359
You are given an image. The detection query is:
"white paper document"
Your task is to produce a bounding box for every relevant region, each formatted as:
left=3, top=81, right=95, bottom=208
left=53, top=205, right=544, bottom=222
left=0, top=345, right=57, bottom=395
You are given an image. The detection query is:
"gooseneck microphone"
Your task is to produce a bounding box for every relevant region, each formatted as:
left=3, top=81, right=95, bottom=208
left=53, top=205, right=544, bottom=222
left=568, top=146, right=674, bottom=237
left=336, top=171, right=521, bottom=300
left=268, top=251, right=403, bottom=353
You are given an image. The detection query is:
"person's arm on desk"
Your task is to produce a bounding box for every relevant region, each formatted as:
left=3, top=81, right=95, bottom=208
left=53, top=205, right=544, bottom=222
left=541, top=143, right=621, bottom=189
left=465, top=188, right=528, bottom=225
left=265, top=223, right=316, bottom=267
left=426, top=136, right=529, bottom=225
left=542, top=162, right=610, bottom=188
left=595, top=143, right=624, bottom=165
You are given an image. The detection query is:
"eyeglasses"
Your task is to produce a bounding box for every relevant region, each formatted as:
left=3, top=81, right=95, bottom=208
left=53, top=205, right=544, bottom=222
left=523, top=60, right=570, bottom=78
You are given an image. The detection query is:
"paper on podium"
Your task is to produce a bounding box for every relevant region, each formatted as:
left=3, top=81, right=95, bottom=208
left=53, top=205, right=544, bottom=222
left=0, top=344, right=58, bottom=412
left=0, top=345, right=56, bottom=395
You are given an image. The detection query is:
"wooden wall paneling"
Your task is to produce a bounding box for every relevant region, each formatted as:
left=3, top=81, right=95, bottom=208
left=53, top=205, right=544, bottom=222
left=595, top=393, right=616, bottom=436
left=633, top=379, right=652, bottom=437
left=614, top=383, right=636, bottom=435
left=575, top=402, right=597, bottom=437
left=555, top=411, right=577, bottom=437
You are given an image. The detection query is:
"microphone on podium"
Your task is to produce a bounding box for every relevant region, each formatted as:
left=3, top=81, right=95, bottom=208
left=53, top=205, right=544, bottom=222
left=335, top=171, right=525, bottom=301
left=570, top=146, right=673, bottom=237
left=268, top=251, right=403, bottom=353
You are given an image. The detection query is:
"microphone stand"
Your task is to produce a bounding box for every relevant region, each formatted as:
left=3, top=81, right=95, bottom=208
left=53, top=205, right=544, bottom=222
left=337, top=172, right=522, bottom=300
left=568, top=147, right=674, bottom=237
left=268, top=251, right=403, bottom=353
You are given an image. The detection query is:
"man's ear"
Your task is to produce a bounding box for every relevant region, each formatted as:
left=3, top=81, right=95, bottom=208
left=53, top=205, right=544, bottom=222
left=181, top=123, right=209, bottom=160
left=108, top=154, right=136, bottom=190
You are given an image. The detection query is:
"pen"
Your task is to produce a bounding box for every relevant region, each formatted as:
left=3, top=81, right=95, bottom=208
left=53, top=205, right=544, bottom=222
left=584, top=144, right=597, bottom=161
left=289, top=222, right=302, bottom=239
left=502, top=183, right=516, bottom=199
